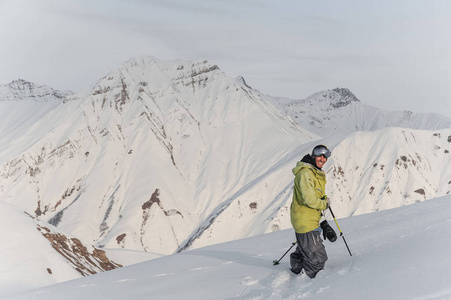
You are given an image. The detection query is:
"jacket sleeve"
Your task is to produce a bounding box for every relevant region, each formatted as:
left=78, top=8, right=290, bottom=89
left=299, top=169, right=328, bottom=211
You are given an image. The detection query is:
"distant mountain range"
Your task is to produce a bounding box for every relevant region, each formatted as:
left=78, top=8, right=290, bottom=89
left=0, top=56, right=450, bottom=286
left=267, top=88, right=451, bottom=136
left=0, top=79, right=73, bottom=102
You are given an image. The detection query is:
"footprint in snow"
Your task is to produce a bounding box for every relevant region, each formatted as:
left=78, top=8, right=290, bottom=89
left=240, top=276, right=259, bottom=286
left=266, top=272, right=312, bottom=299
left=337, top=269, right=348, bottom=275
left=270, top=270, right=291, bottom=289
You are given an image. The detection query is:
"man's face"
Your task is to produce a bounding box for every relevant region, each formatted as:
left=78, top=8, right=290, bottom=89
left=315, top=155, right=327, bottom=169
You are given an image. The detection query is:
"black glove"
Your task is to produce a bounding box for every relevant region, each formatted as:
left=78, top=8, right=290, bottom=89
left=320, top=220, right=337, bottom=242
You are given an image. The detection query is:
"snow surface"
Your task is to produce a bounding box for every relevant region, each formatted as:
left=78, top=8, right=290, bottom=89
left=3, top=195, right=451, bottom=300
left=0, top=202, right=81, bottom=295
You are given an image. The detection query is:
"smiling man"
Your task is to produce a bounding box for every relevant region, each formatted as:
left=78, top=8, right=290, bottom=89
left=289, top=144, right=335, bottom=278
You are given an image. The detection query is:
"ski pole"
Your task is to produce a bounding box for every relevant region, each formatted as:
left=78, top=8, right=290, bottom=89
left=328, top=206, right=352, bottom=256
left=273, top=241, right=297, bottom=265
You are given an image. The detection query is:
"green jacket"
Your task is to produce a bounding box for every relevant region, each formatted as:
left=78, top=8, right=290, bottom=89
left=290, top=161, right=328, bottom=234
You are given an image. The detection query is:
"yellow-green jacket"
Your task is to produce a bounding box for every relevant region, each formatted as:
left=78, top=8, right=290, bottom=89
left=290, top=161, right=328, bottom=234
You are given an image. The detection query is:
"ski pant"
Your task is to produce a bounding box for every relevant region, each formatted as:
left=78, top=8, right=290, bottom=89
left=290, top=230, right=328, bottom=278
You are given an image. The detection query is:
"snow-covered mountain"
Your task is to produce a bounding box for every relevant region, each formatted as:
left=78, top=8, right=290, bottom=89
left=0, top=79, right=72, bottom=103
left=1, top=56, right=450, bottom=295
left=0, top=56, right=314, bottom=257
left=268, top=88, right=451, bottom=137
left=4, top=195, right=451, bottom=300
left=325, top=127, right=451, bottom=217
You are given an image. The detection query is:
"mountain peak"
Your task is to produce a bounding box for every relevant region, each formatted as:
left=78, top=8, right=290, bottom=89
left=307, top=87, right=360, bottom=108
left=332, top=87, right=360, bottom=104
left=236, top=75, right=252, bottom=89
left=119, top=56, right=220, bottom=75
left=10, top=78, right=34, bottom=87
left=92, top=56, right=222, bottom=97
left=0, top=79, right=73, bottom=102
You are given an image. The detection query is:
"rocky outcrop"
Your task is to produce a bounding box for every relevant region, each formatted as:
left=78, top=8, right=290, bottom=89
left=37, top=224, right=122, bottom=276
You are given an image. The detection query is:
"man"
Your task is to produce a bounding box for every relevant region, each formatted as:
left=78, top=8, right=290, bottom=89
left=289, top=144, right=336, bottom=278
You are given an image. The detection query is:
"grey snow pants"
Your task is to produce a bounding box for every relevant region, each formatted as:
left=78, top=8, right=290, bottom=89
left=290, top=230, right=328, bottom=278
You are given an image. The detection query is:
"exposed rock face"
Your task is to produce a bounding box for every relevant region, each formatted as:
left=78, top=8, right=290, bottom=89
left=330, top=88, right=360, bottom=108
left=37, top=224, right=122, bottom=276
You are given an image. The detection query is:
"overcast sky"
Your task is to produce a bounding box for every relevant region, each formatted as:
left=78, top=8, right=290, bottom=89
left=1, top=0, right=451, bottom=119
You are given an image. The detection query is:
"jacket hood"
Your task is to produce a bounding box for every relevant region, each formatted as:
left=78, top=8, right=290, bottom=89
left=292, top=160, right=325, bottom=177
left=292, top=161, right=309, bottom=176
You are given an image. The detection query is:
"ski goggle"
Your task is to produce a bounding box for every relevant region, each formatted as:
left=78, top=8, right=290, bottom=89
left=312, top=146, right=331, bottom=158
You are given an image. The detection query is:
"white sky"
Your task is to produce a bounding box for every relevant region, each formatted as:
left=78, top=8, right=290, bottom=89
left=1, top=0, right=451, bottom=118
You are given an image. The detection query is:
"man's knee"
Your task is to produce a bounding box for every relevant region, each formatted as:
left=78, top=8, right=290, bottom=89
left=290, top=251, right=303, bottom=274
left=296, top=231, right=328, bottom=278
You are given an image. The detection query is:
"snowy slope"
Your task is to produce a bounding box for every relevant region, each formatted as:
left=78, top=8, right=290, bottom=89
left=0, top=80, right=73, bottom=163
left=267, top=88, right=451, bottom=137
left=4, top=195, right=451, bottom=300
left=325, top=128, right=451, bottom=217
left=0, top=202, right=122, bottom=296
left=184, top=127, right=451, bottom=250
